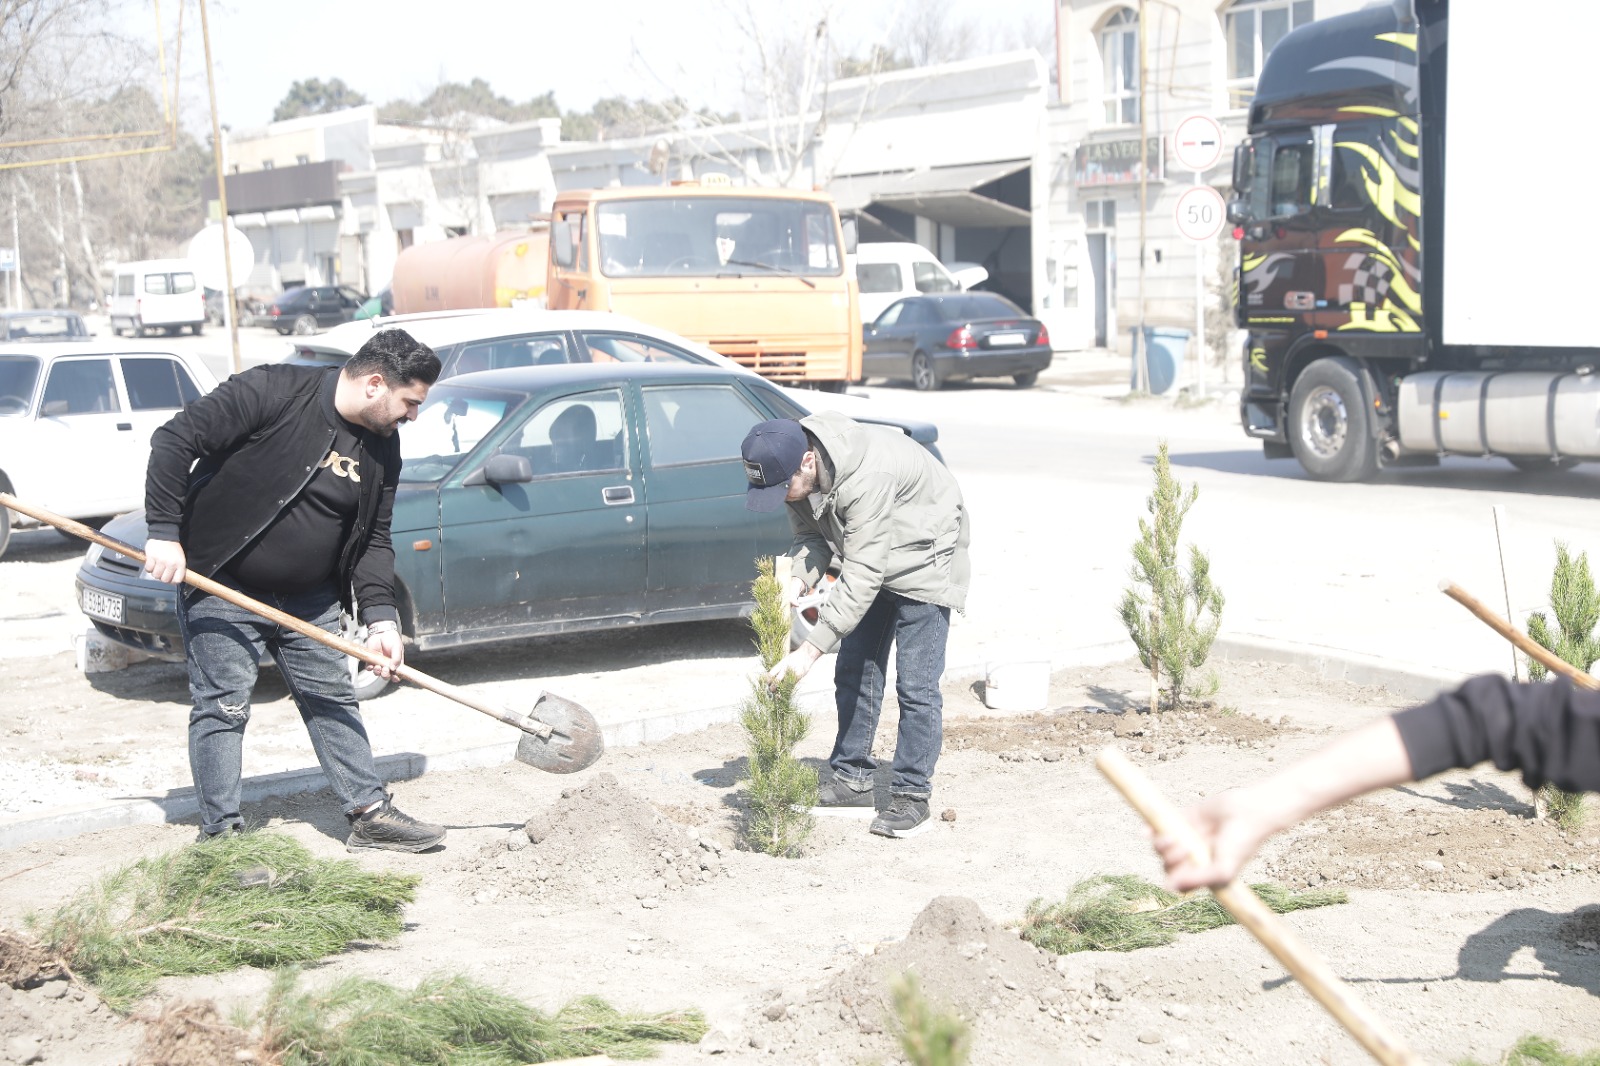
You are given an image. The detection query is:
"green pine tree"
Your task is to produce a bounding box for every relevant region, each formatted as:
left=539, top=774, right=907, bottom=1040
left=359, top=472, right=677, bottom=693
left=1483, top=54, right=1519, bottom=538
left=1524, top=542, right=1600, bottom=831
left=739, top=558, right=818, bottom=856
left=1117, top=441, right=1224, bottom=712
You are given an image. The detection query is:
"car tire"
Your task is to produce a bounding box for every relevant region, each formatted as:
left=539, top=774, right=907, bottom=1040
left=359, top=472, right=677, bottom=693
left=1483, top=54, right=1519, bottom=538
left=292, top=314, right=317, bottom=336
left=132, top=317, right=146, bottom=338
left=1287, top=356, right=1378, bottom=482
left=911, top=351, right=939, bottom=392
left=343, top=617, right=394, bottom=701
left=1013, top=370, right=1039, bottom=388
left=191, top=321, right=203, bottom=336
left=0, top=504, right=10, bottom=561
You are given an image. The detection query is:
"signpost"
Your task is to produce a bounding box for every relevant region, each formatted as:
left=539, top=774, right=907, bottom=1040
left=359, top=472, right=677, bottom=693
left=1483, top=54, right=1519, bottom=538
left=1171, top=115, right=1225, bottom=398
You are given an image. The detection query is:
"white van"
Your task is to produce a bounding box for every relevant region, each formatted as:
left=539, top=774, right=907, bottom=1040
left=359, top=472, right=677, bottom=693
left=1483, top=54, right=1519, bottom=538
left=108, top=259, right=206, bottom=337
left=851, top=242, right=988, bottom=324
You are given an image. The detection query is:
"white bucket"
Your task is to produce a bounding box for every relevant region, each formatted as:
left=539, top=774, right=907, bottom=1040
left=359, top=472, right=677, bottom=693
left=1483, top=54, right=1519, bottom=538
left=983, top=660, right=1051, bottom=712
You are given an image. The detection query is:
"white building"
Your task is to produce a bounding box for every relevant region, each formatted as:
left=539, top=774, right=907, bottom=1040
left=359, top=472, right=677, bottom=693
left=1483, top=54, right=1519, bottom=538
left=1038, top=0, right=1369, bottom=355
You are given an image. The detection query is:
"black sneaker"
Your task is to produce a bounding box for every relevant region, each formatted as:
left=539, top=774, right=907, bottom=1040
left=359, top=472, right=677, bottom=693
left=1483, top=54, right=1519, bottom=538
left=346, top=799, right=446, bottom=853
left=870, top=797, right=932, bottom=838
left=812, top=777, right=877, bottom=818
left=194, top=823, right=244, bottom=844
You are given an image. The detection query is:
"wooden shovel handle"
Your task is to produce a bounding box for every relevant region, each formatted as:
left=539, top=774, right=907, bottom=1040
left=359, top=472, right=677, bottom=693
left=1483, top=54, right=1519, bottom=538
left=1, top=492, right=551, bottom=739
left=1438, top=580, right=1600, bottom=690
left=1096, top=748, right=1423, bottom=1066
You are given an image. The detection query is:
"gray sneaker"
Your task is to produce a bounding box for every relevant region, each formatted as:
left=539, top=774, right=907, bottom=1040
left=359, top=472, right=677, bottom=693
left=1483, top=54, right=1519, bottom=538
left=812, top=777, right=877, bottom=818
left=346, top=799, right=446, bottom=853
left=870, top=797, right=932, bottom=838
left=194, top=823, right=244, bottom=844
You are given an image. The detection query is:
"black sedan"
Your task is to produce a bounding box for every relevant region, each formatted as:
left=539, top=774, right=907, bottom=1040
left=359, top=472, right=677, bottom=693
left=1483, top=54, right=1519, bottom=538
left=862, top=292, right=1052, bottom=391
left=268, top=285, right=369, bottom=335
left=74, top=362, right=940, bottom=698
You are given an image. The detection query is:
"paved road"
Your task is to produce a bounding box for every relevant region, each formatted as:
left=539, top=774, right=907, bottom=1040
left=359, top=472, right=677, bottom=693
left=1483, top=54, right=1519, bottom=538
left=67, top=320, right=1600, bottom=682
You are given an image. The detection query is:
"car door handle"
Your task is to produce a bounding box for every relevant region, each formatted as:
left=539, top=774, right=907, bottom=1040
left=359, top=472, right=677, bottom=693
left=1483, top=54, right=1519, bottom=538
left=602, top=485, right=634, bottom=505
left=117, top=423, right=132, bottom=431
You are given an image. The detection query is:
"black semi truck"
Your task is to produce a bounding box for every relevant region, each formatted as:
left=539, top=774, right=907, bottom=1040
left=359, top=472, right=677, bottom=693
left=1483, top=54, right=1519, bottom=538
left=1230, top=0, right=1599, bottom=481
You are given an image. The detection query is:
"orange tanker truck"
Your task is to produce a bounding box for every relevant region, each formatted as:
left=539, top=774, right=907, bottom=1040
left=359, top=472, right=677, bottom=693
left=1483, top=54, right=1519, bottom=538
left=390, top=228, right=549, bottom=315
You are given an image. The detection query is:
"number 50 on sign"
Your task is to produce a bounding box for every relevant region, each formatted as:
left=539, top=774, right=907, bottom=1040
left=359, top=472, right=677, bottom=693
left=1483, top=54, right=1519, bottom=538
left=1174, top=185, right=1226, bottom=243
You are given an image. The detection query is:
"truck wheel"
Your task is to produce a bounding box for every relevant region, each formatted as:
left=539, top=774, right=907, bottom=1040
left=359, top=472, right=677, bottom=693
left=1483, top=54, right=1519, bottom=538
left=911, top=352, right=939, bottom=392
left=1288, top=357, right=1377, bottom=482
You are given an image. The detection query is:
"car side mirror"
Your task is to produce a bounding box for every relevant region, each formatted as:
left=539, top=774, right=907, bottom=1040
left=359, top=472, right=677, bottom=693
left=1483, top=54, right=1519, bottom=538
left=553, top=224, right=575, bottom=269
left=463, top=453, right=533, bottom=487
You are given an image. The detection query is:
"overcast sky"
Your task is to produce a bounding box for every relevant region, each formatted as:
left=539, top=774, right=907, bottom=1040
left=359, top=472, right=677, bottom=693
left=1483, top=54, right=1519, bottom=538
left=183, top=0, right=1054, bottom=130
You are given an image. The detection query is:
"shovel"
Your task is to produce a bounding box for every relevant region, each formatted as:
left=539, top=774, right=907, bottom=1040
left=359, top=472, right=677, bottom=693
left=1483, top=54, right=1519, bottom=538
left=3, top=493, right=604, bottom=774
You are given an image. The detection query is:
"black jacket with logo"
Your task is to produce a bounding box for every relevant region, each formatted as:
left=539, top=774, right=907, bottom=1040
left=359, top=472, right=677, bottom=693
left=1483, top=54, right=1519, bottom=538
left=145, top=364, right=401, bottom=626
left=1395, top=674, right=1600, bottom=793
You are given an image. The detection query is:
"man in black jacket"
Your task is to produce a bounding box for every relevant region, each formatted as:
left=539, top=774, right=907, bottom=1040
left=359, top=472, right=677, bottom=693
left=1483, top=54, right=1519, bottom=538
left=143, top=328, right=445, bottom=852
left=1153, top=674, right=1600, bottom=891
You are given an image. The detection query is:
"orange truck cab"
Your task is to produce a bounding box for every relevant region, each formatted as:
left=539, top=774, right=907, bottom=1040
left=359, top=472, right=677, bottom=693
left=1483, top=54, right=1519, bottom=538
left=546, top=181, right=862, bottom=390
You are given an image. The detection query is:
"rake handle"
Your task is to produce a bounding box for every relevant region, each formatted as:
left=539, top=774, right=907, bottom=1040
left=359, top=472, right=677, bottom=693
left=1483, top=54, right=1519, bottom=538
left=2, top=492, right=551, bottom=739
left=1096, top=748, right=1423, bottom=1066
left=1438, top=580, right=1600, bottom=690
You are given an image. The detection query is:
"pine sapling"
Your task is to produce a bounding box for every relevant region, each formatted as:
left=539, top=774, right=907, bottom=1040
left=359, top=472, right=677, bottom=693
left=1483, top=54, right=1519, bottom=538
left=1525, top=541, right=1600, bottom=831
left=1117, top=441, right=1224, bottom=712
left=891, top=974, right=970, bottom=1066
left=739, top=557, right=818, bottom=856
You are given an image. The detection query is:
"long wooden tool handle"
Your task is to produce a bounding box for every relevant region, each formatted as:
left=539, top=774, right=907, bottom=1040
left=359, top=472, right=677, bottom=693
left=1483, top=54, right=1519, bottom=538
left=1096, top=748, right=1423, bottom=1066
left=1439, top=580, right=1600, bottom=691
left=2, top=493, right=552, bottom=739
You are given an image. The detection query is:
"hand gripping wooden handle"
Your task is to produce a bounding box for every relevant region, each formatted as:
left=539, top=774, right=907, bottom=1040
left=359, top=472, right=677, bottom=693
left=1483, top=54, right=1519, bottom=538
left=1438, top=580, right=1600, bottom=691
left=1096, top=748, right=1424, bottom=1066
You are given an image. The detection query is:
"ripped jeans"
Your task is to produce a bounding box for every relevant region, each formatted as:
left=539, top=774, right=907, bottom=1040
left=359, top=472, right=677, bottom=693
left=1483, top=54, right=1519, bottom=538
left=176, top=578, right=386, bottom=836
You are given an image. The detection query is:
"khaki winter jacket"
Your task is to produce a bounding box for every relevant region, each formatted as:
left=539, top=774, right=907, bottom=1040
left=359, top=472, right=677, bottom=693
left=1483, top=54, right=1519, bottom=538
left=786, top=409, right=970, bottom=654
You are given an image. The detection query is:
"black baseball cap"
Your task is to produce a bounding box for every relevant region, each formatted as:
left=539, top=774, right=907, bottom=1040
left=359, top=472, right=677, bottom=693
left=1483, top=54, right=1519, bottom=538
left=742, top=419, right=808, bottom=512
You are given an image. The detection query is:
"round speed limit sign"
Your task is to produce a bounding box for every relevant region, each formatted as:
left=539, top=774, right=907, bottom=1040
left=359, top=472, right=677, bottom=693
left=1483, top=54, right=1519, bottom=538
left=1174, top=185, right=1227, bottom=242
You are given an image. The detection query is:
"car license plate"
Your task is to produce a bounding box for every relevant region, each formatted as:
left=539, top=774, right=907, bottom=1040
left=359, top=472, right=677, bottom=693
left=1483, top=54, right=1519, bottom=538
left=81, top=588, right=124, bottom=624
left=988, top=332, right=1026, bottom=346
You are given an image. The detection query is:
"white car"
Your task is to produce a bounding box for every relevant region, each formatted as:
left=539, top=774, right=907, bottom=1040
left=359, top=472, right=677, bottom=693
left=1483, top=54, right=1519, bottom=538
left=0, top=341, right=217, bottom=557
left=282, top=308, right=751, bottom=377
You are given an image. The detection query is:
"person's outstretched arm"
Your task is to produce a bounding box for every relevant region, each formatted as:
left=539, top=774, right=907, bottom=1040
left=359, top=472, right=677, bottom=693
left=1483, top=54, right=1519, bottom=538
left=1153, top=717, right=1413, bottom=892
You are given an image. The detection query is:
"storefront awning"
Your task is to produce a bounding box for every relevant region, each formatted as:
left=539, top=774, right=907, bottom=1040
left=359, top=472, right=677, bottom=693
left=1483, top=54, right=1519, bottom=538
left=828, top=160, right=1031, bottom=227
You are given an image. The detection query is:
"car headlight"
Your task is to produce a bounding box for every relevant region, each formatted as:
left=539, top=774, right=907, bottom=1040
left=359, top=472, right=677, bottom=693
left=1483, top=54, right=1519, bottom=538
left=83, top=542, right=104, bottom=568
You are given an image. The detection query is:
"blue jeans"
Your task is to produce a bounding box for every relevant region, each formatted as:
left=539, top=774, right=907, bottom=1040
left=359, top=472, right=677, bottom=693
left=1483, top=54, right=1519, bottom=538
left=829, top=590, right=950, bottom=800
left=176, top=578, right=386, bottom=836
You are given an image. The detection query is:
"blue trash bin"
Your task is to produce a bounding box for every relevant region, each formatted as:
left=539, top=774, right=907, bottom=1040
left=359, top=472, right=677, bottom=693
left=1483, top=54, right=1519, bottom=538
left=1130, top=326, right=1190, bottom=395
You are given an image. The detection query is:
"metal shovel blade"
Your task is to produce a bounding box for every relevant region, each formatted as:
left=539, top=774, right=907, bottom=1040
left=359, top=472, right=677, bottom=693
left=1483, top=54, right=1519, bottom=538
left=516, top=693, right=605, bottom=773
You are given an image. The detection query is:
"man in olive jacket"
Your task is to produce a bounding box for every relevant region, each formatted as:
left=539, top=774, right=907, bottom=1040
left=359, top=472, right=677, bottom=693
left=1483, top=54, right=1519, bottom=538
left=143, top=328, right=446, bottom=853
left=742, top=411, right=970, bottom=838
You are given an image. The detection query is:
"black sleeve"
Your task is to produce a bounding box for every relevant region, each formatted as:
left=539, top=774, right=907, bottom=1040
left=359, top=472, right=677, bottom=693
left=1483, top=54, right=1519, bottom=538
left=145, top=368, right=274, bottom=542
left=1393, top=673, right=1600, bottom=793
left=350, top=435, right=400, bottom=625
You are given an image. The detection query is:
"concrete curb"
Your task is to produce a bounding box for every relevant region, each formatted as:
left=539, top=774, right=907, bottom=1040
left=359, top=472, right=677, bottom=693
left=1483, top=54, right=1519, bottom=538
left=0, top=636, right=1469, bottom=851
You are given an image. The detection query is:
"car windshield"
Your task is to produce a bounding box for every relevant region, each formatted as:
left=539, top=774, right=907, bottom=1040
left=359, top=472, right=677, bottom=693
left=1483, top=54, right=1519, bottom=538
left=597, top=196, right=842, bottom=279
left=399, top=384, right=524, bottom=483
left=0, top=355, right=41, bottom=414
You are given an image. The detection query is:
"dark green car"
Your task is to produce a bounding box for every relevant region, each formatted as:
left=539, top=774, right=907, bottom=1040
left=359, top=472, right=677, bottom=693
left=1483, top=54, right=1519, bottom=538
left=75, top=362, right=940, bottom=697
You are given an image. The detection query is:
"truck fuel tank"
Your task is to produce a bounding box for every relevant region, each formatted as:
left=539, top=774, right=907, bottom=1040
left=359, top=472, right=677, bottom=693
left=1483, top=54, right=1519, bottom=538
left=1396, top=370, right=1600, bottom=459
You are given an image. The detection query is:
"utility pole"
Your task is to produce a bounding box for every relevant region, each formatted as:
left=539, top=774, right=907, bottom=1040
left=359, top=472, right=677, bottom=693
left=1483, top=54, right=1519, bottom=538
left=1134, top=0, right=1150, bottom=394
left=198, top=0, right=241, bottom=375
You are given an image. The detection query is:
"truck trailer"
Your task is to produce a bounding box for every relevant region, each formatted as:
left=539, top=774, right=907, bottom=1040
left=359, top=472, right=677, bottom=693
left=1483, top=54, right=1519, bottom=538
left=1231, top=0, right=1600, bottom=480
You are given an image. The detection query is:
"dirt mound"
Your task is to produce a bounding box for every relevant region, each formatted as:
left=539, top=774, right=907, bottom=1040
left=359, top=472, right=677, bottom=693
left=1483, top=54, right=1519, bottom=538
left=744, top=896, right=1079, bottom=1064
left=946, top=704, right=1290, bottom=766
left=135, top=1000, right=258, bottom=1065
left=0, top=928, right=61, bottom=988
left=1259, top=787, right=1598, bottom=892
left=446, top=772, right=731, bottom=911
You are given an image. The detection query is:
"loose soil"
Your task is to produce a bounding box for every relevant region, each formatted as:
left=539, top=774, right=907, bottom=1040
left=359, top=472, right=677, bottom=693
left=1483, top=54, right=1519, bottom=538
left=4, top=658, right=1600, bottom=1066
